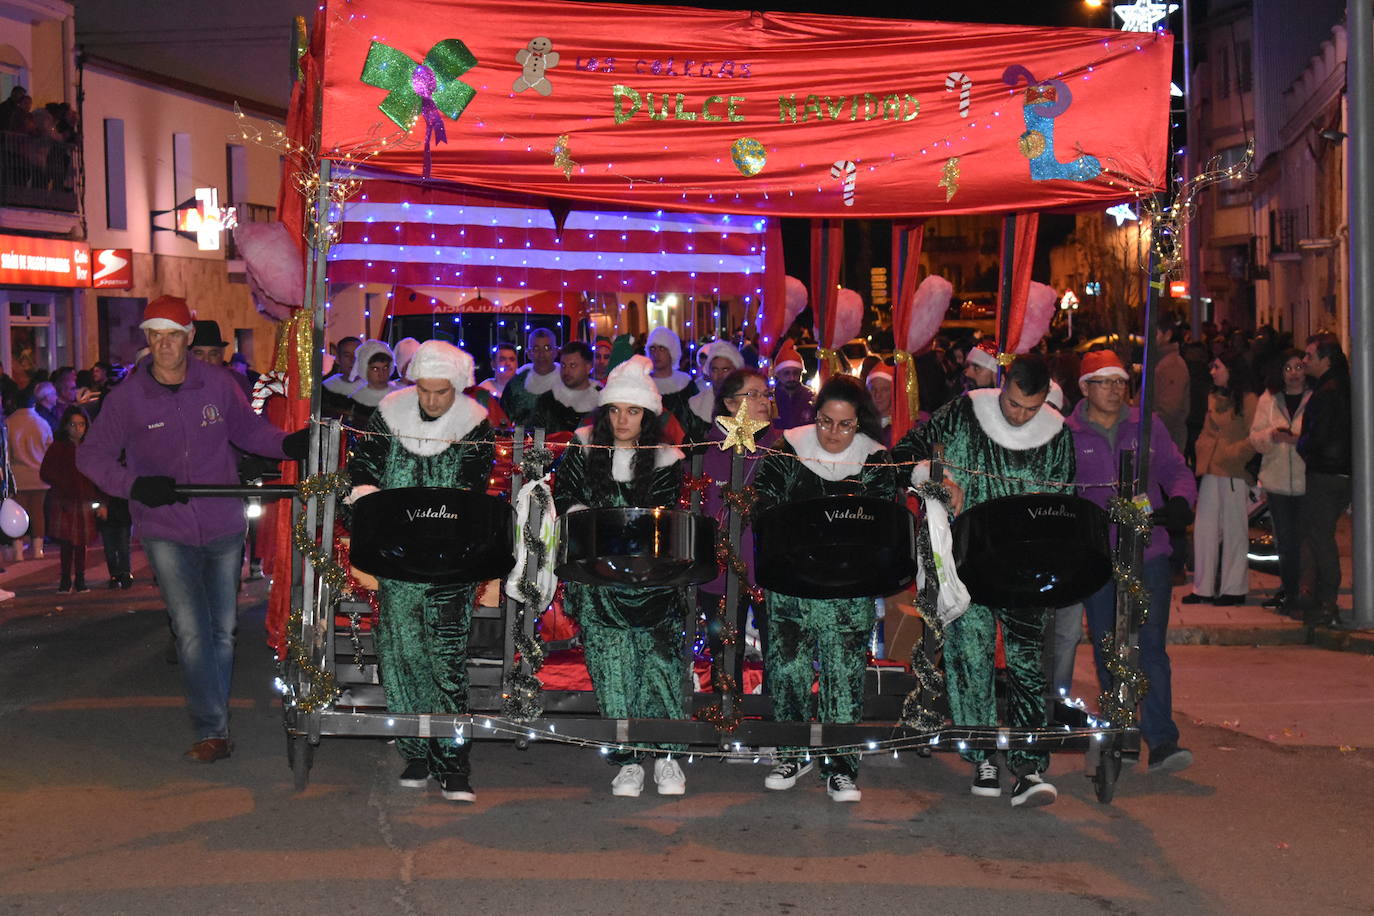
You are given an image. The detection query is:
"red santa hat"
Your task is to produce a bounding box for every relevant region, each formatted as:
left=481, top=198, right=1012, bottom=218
left=1078, top=349, right=1129, bottom=387
left=140, top=295, right=195, bottom=335
left=773, top=339, right=804, bottom=372
left=866, top=363, right=894, bottom=385
left=965, top=338, right=1001, bottom=372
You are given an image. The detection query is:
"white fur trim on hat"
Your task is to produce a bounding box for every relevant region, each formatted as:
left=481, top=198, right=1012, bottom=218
left=599, top=354, right=662, bottom=414
left=407, top=339, right=475, bottom=392
left=699, top=339, right=744, bottom=372
left=349, top=340, right=395, bottom=382
left=141, top=318, right=195, bottom=335
left=1077, top=364, right=1130, bottom=388
left=645, top=326, right=683, bottom=367
left=393, top=337, right=421, bottom=377
left=966, top=346, right=999, bottom=372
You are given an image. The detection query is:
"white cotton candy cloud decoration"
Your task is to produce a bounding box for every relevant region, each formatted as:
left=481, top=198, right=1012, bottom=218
left=831, top=288, right=864, bottom=348
left=1014, top=282, right=1058, bottom=353
left=905, top=274, right=953, bottom=353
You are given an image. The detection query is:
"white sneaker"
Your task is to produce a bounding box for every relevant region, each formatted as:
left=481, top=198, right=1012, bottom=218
left=1010, top=773, right=1058, bottom=808
left=764, top=760, right=814, bottom=790
left=611, top=763, right=645, bottom=797
left=653, top=757, right=686, bottom=795
left=826, top=774, right=862, bottom=803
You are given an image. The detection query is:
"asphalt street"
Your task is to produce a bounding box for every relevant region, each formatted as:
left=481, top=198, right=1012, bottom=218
left=1, top=555, right=1371, bottom=915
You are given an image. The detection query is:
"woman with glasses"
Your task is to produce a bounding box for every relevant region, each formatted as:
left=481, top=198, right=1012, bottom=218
left=698, top=369, right=780, bottom=684
left=751, top=374, right=898, bottom=803
left=347, top=340, right=404, bottom=426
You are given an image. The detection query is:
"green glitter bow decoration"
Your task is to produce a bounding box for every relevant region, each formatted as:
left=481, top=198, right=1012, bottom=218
left=360, top=39, right=478, bottom=177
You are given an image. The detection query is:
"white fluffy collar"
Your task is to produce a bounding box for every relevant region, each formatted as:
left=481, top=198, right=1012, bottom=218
left=574, top=426, right=684, bottom=481
left=378, top=386, right=488, bottom=457
left=351, top=381, right=403, bottom=407
left=519, top=363, right=559, bottom=395
left=652, top=370, right=693, bottom=395
left=552, top=373, right=601, bottom=412
left=783, top=424, right=884, bottom=483
left=968, top=387, right=1064, bottom=451
left=688, top=385, right=716, bottom=422
left=323, top=373, right=362, bottom=396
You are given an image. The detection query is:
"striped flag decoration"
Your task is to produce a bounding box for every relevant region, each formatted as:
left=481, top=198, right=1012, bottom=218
left=326, top=180, right=771, bottom=299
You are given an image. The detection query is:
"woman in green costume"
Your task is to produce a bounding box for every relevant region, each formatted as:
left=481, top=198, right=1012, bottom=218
left=752, top=374, right=899, bottom=803
left=554, top=354, right=690, bottom=798
left=347, top=340, right=495, bottom=803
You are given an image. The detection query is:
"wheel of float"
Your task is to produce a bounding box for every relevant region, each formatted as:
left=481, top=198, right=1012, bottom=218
left=287, top=731, right=316, bottom=791
left=1092, top=740, right=1122, bottom=804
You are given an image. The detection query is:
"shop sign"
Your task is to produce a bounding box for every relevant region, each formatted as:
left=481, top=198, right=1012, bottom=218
left=0, top=234, right=90, bottom=288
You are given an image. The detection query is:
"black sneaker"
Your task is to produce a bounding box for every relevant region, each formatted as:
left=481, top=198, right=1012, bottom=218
left=764, top=760, right=814, bottom=790
left=1147, top=744, right=1194, bottom=774
left=398, top=759, right=429, bottom=788
left=971, top=759, right=1001, bottom=797
left=1010, top=773, right=1057, bottom=808
left=826, top=773, right=861, bottom=802
left=439, top=772, right=476, bottom=802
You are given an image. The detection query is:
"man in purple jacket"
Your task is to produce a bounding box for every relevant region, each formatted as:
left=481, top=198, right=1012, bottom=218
left=77, top=296, right=308, bottom=763
left=1061, top=350, right=1197, bottom=774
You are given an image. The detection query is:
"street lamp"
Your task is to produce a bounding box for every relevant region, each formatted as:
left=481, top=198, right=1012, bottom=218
left=1060, top=290, right=1081, bottom=339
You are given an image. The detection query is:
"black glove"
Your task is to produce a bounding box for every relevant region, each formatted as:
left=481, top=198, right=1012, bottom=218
left=281, top=428, right=312, bottom=461
left=130, top=475, right=187, bottom=508
left=1151, top=495, right=1193, bottom=534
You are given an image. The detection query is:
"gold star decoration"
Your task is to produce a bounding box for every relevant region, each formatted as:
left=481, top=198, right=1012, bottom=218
left=716, top=401, right=770, bottom=455
left=938, top=156, right=960, bottom=202
left=553, top=134, right=578, bottom=180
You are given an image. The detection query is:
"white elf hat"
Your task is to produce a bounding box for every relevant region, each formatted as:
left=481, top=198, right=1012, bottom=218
left=645, top=326, right=683, bottom=366
left=407, top=339, right=475, bottom=391
left=699, top=339, right=744, bottom=372
left=349, top=340, right=396, bottom=382
left=599, top=354, right=662, bottom=413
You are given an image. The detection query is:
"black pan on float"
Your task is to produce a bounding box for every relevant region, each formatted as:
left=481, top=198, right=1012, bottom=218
left=952, top=493, right=1112, bottom=608
left=556, top=507, right=718, bottom=588
left=753, top=495, right=917, bottom=599
left=349, top=487, right=516, bottom=584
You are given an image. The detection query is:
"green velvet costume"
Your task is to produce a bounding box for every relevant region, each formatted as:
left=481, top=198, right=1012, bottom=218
left=554, top=431, right=688, bottom=766
left=891, top=389, right=1075, bottom=775
left=500, top=364, right=559, bottom=428
left=347, top=388, right=495, bottom=777
left=530, top=385, right=599, bottom=436
left=752, top=425, right=899, bottom=781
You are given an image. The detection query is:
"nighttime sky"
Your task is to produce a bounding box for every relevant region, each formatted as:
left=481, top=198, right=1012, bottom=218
left=74, top=0, right=1134, bottom=109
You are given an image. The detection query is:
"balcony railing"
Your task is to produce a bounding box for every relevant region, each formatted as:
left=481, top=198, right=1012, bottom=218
left=0, top=131, right=78, bottom=212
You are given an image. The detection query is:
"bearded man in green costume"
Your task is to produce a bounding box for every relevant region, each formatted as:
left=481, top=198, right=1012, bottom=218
left=891, top=354, right=1074, bottom=808
left=347, top=339, right=495, bottom=803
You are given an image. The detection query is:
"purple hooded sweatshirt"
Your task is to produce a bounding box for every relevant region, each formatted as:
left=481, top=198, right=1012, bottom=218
left=1066, top=402, right=1197, bottom=565
left=77, top=356, right=289, bottom=546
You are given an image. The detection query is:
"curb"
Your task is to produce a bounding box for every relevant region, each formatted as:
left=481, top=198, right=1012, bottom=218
left=1170, top=623, right=1374, bottom=654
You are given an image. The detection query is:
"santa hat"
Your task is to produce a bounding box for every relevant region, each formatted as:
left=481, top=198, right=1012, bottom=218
left=966, top=339, right=1000, bottom=372
left=773, top=339, right=804, bottom=372
left=645, top=326, right=682, bottom=367
left=599, top=354, right=662, bottom=414
left=140, top=295, right=195, bottom=335
left=393, top=337, right=421, bottom=377
left=407, top=339, right=475, bottom=391
left=349, top=340, right=395, bottom=382
left=866, top=363, right=894, bottom=386
left=699, top=339, right=744, bottom=372
left=1046, top=379, right=1066, bottom=411
left=1078, top=349, right=1129, bottom=388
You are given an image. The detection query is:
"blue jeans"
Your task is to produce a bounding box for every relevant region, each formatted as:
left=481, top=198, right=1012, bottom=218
left=143, top=532, right=244, bottom=741
left=1083, top=555, right=1180, bottom=752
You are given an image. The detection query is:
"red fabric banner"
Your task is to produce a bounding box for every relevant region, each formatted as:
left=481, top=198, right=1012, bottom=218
left=998, top=212, right=1040, bottom=356
left=315, top=0, right=1172, bottom=217
left=889, top=221, right=925, bottom=444
left=808, top=219, right=843, bottom=380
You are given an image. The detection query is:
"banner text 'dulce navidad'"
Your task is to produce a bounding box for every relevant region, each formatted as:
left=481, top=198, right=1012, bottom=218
left=612, top=85, right=923, bottom=125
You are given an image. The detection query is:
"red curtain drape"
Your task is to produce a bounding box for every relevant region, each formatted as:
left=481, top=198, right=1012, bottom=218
left=808, top=219, right=843, bottom=379
left=998, top=212, right=1040, bottom=358
left=889, top=220, right=925, bottom=444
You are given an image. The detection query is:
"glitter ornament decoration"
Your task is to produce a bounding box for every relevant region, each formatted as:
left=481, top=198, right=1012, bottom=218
left=730, top=138, right=767, bottom=177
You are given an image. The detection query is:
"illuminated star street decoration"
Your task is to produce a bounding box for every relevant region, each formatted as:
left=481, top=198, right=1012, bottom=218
left=1106, top=203, right=1139, bottom=226
left=1114, top=0, right=1179, bottom=32
left=716, top=401, right=770, bottom=455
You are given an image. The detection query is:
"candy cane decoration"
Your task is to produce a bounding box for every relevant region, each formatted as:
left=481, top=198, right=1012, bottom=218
left=830, top=160, right=856, bottom=207
left=250, top=370, right=289, bottom=414
left=945, top=71, right=972, bottom=119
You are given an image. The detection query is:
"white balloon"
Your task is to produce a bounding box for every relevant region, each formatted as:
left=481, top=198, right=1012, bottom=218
left=0, top=497, right=29, bottom=538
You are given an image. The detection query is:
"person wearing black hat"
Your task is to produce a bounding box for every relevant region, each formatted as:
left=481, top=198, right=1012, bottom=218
left=191, top=320, right=251, bottom=397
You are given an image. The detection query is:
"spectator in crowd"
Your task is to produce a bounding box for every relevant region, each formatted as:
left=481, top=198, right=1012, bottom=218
left=320, top=335, right=362, bottom=419
left=962, top=339, right=1000, bottom=391
left=771, top=339, right=813, bottom=430
left=1248, top=349, right=1311, bottom=616
left=1183, top=352, right=1257, bottom=606
left=1153, top=314, right=1190, bottom=454
left=1295, top=333, right=1352, bottom=630
left=39, top=405, right=99, bottom=593
left=77, top=295, right=309, bottom=764
left=0, top=86, right=26, bottom=129
left=191, top=321, right=251, bottom=396
left=865, top=362, right=895, bottom=446
left=7, top=386, right=53, bottom=560
left=32, top=378, right=60, bottom=432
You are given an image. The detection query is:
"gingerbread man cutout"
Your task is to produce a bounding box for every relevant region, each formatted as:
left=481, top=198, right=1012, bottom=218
left=514, top=37, right=559, bottom=96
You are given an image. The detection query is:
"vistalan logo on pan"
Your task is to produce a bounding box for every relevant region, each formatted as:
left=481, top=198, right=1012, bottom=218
left=824, top=507, right=875, bottom=523
left=406, top=505, right=461, bottom=522
left=1026, top=505, right=1073, bottom=521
